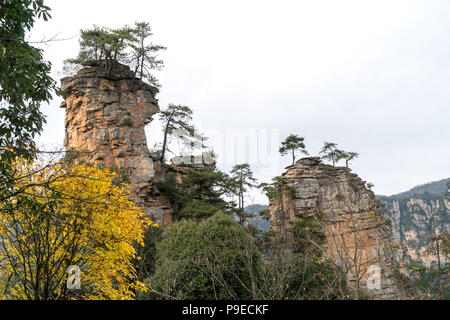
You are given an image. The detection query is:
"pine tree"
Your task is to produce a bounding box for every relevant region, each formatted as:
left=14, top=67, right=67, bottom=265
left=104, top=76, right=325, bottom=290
left=159, top=104, right=195, bottom=162
left=229, top=164, right=257, bottom=225
left=319, top=141, right=341, bottom=166
left=65, top=21, right=165, bottom=87
left=336, top=151, right=359, bottom=168
left=279, top=134, right=308, bottom=165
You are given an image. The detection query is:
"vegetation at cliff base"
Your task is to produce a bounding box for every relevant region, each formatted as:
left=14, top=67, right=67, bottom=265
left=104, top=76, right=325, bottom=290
left=0, top=157, right=156, bottom=299
left=143, top=212, right=261, bottom=300
left=156, top=167, right=234, bottom=220
left=406, top=233, right=450, bottom=299
left=141, top=211, right=342, bottom=300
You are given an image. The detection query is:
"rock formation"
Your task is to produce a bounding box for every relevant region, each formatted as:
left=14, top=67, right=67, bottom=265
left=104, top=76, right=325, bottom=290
left=268, top=157, right=405, bottom=299
left=60, top=60, right=217, bottom=227
left=59, top=60, right=409, bottom=299
left=379, top=180, right=450, bottom=266
left=60, top=60, right=173, bottom=226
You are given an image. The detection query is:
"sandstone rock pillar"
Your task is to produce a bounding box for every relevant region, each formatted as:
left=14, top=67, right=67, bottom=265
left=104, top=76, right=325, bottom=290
left=60, top=60, right=172, bottom=225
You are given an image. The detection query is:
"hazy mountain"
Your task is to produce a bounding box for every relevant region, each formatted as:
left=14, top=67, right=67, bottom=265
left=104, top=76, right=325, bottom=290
left=377, top=177, right=450, bottom=200
left=377, top=178, right=450, bottom=266
left=244, top=204, right=270, bottom=232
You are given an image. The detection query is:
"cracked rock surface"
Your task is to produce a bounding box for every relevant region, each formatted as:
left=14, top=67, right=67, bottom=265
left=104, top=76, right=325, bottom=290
left=268, top=157, right=406, bottom=299
left=61, top=60, right=173, bottom=226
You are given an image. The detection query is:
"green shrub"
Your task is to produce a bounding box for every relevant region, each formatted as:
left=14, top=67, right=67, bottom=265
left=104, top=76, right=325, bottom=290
left=142, top=212, right=261, bottom=300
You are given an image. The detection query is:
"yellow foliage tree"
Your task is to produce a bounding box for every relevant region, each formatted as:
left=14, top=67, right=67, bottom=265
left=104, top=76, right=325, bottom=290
left=0, top=157, right=156, bottom=300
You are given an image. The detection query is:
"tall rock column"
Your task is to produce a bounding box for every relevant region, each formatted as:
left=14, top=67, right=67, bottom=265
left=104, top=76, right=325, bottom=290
left=60, top=60, right=171, bottom=226
left=268, top=157, right=405, bottom=299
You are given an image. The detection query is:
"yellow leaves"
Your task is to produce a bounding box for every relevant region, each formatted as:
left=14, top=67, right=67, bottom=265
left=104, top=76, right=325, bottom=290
left=0, top=157, right=157, bottom=300
left=317, top=256, right=326, bottom=265
left=135, top=281, right=149, bottom=293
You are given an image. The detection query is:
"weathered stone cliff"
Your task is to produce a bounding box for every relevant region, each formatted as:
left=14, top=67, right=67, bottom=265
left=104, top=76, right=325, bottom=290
left=60, top=60, right=173, bottom=226
left=268, top=157, right=405, bottom=299
left=379, top=181, right=450, bottom=266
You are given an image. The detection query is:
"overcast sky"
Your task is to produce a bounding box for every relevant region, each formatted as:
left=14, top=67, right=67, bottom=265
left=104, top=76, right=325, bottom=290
left=33, top=0, right=450, bottom=204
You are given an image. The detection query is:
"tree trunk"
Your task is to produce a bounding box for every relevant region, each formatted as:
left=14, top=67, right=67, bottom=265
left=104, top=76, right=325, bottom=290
left=241, top=189, right=245, bottom=224
left=355, top=278, right=360, bottom=300
left=436, top=239, right=443, bottom=296
left=131, top=64, right=139, bottom=91
left=139, top=38, right=144, bottom=80
left=160, top=119, right=171, bottom=162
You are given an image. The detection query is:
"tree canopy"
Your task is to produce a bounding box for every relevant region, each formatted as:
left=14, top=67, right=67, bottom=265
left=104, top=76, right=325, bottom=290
left=0, top=157, right=155, bottom=299
left=144, top=212, right=261, bottom=300
left=0, top=0, right=56, bottom=167
left=142, top=211, right=342, bottom=300
left=156, top=167, right=234, bottom=221
left=66, top=21, right=166, bottom=87
left=319, top=141, right=341, bottom=166
left=337, top=151, right=359, bottom=168
left=158, top=104, right=195, bottom=162
left=229, top=163, right=258, bottom=225
left=279, top=134, right=308, bottom=165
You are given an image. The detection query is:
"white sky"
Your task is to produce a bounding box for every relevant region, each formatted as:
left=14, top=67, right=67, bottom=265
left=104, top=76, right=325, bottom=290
left=33, top=0, right=450, bottom=204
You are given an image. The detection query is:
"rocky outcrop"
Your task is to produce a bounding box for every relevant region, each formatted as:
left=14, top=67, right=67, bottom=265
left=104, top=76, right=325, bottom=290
left=268, top=157, right=405, bottom=299
left=60, top=60, right=172, bottom=226
left=60, top=60, right=218, bottom=227
left=379, top=181, right=450, bottom=267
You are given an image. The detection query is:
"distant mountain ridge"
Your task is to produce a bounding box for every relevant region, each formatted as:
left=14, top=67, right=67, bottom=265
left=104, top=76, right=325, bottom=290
left=377, top=177, right=450, bottom=200
left=247, top=177, right=450, bottom=267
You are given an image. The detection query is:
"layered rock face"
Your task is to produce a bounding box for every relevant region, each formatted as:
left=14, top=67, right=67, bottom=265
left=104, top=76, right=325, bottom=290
left=268, top=157, right=404, bottom=299
left=379, top=181, right=450, bottom=266
left=60, top=60, right=172, bottom=226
